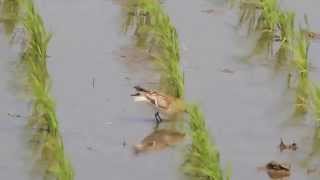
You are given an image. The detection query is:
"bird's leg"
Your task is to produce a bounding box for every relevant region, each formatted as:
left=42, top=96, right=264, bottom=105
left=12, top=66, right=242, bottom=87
left=154, top=111, right=162, bottom=124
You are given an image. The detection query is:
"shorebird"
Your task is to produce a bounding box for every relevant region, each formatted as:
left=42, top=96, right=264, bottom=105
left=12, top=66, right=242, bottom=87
left=131, top=86, right=187, bottom=124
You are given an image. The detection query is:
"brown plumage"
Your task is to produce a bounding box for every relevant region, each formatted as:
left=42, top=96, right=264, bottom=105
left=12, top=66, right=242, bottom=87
left=131, top=86, right=187, bottom=122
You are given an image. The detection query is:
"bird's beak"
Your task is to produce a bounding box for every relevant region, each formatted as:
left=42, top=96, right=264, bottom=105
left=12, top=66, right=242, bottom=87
left=131, top=93, right=140, bottom=96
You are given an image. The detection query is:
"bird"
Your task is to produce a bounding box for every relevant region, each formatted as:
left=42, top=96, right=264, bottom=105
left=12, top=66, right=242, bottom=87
left=131, top=86, right=187, bottom=124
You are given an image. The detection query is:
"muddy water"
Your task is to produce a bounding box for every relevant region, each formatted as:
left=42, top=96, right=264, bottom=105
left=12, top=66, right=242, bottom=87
left=0, top=35, right=29, bottom=178
left=164, top=0, right=320, bottom=179
left=32, top=0, right=184, bottom=180
left=1, top=0, right=320, bottom=180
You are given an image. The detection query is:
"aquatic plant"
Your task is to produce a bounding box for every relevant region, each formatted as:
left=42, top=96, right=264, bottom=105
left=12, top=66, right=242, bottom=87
left=123, top=0, right=228, bottom=179
left=236, top=0, right=282, bottom=56
left=309, top=125, right=320, bottom=157
left=0, top=0, right=21, bottom=37
left=292, top=29, right=310, bottom=115
left=253, top=0, right=281, bottom=55
left=275, top=11, right=295, bottom=68
left=183, top=104, right=230, bottom=180
left=311, top=85, right=320, bottom=121
left=306, top=85, right=320, bottom=159
left=20, top=0, right=74, bottom=179
left=238, top=0, right=261, bottom=34
left=238, top=0, right=298, bottom=62
left=235, top=0, right=320, bottom=172
left=123, top=0, right=184, bottom=98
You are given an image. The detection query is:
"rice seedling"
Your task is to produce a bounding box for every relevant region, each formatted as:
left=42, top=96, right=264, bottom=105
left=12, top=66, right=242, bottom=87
left=234, top=0, right=313, bottom=115
left=311, top=85, right=320, bottom=122
left=300, top=15, right=319, bottom=41
left=274, top=11, right=295, bottom=68
left=291, top=29, right=310, bottom=115
left=182, top=104, right=230, bottom=180
left=123, top=0, right=184, bottom=98
left=19, top=0, right=74, bottom=179
left=235, top=0, right=320, bottom=170
left=238, top=0, right=261, bottom=34
left=0, top=0, right=21, bottom=36
left=306, top=85, right=320, bottom=159
left=309, top=125, right=320, bottom=157
left=238, top=0, right=298, bottom=62
left=123, top=0, right=228, bottom=179
left=252, top=0, right=281, bottom=56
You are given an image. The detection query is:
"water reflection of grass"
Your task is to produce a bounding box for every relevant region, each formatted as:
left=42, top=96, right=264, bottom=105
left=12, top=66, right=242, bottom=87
left=0, top=0, right=21, bottom=36
left=20, top=1, right=74, bottom=179
left=123, top=0, right=229, bottom=179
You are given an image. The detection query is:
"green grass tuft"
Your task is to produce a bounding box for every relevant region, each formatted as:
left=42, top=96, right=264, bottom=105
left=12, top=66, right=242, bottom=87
left=123, top=0, right=184, bottom=98
left=123, top=0, right=229, bottom=179
left=183, top=104, right=228, bottom=180
left=311, top=85, right=320, bottom=121
left=275, top=11, right=295, bottom=67
left=20, top=0, right=74, bottom=179
left=292, top=29, right=310, bottom=115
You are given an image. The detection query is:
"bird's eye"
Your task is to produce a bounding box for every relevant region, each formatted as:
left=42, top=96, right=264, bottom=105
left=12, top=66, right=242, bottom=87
left=147, top=141, right=156, bottom=147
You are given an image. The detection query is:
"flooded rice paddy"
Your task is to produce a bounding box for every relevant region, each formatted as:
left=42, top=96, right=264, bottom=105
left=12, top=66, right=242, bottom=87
left=1, top=0, right=320, bottom=180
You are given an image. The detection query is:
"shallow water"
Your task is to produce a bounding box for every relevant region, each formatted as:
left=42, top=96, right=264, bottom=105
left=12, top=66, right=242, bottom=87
left=165, top=0, right=320, bottom=179
left=0, top=34, right=29, bottom=179
left=33, top=0, right=184, bottom=180
left=1, top=0, right=320, bottom=180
